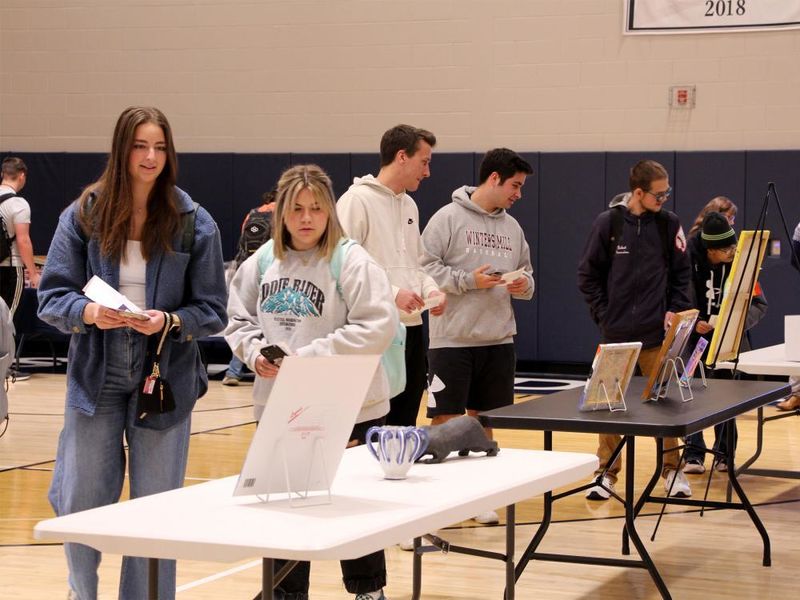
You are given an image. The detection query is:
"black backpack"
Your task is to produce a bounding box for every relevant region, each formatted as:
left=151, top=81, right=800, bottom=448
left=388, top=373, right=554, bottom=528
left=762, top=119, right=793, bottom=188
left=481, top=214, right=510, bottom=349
left=0, top=192, right=17, bottom=265
left=235, top=209, right=272, bottom=266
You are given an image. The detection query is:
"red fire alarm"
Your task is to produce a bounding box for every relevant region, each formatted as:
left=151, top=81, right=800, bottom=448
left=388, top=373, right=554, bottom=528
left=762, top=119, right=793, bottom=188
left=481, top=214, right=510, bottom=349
left=669, top=85, right=696, bottom=109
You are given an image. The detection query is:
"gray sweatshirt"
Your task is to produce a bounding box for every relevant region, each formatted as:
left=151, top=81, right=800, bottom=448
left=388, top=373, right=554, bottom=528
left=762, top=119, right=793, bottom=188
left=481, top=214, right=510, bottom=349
left=421, top=186, right=534, bottom=348
left=225, top=242, right=397, bottom=423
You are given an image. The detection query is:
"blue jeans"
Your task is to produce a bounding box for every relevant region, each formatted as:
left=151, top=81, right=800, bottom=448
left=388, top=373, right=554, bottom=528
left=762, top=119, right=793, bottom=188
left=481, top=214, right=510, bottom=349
left=225, top=355, right=245, bottom=379
left=684, top=419, right=738, bottom=464
left=49, top=327, right=191, bottom=600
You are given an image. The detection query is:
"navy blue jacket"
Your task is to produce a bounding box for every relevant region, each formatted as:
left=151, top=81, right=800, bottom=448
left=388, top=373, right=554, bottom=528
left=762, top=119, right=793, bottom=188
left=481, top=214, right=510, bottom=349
left=37, top=188, right=228, bottom=430
left=578, top=208, right=691, bottom=349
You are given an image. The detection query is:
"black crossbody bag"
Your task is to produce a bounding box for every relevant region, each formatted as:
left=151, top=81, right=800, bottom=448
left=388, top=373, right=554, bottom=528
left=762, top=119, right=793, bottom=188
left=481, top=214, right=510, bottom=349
left=136, top=313, right=176, bottom=421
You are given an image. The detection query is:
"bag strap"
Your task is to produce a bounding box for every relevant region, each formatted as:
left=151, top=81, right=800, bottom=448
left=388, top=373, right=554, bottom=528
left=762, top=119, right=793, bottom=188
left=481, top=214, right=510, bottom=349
left=256, top=239, right=276, bottom=280
left=328, top=238, right=358, bottom=298
left=149, top=313, right=173, bottom=379
left=0, top=192, right=17, bottom=242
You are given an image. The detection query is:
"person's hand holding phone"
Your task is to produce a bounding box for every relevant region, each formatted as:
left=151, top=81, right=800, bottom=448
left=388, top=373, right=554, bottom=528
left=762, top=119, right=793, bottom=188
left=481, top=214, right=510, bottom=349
left=255, top=345, right=288, bottom=379
left=120, top=309, right=166, bottom=336
left=254, top=355, right=280, bottom=378
left=473, top=264, right=502, bottom=289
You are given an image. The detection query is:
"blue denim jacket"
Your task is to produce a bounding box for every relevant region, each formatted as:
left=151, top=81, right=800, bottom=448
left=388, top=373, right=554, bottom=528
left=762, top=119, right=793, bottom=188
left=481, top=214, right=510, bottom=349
left=37, top=188, right=228, bottom=429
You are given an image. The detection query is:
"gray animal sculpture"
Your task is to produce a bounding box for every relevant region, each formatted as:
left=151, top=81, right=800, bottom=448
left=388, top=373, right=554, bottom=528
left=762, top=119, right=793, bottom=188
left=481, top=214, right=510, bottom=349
left=417, top=415, right=499, bottom=464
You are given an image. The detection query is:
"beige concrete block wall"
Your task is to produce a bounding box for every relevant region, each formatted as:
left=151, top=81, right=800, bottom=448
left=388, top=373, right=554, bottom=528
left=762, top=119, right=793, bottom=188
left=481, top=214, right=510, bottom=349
left=1, top=0, right=799, bottom=152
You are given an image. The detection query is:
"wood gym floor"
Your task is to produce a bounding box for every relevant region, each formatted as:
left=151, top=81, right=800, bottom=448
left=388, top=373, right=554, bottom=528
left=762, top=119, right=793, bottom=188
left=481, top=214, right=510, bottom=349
left=1, top=371, right=799, bottom=599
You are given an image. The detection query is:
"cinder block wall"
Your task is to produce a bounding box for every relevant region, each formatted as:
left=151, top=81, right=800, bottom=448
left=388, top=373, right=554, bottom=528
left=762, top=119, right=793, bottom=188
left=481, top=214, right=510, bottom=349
left=2, top=0, right=799, bottom=152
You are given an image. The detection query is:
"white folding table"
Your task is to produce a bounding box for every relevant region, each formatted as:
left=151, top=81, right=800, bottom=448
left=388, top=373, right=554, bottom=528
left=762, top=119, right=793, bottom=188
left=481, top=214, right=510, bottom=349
left=35, top=446, right=597, bottom=600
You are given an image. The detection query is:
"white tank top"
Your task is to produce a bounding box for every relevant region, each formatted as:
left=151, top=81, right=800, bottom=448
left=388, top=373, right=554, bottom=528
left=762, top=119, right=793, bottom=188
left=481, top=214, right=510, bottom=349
left=119, top=241, right=147, bottom=309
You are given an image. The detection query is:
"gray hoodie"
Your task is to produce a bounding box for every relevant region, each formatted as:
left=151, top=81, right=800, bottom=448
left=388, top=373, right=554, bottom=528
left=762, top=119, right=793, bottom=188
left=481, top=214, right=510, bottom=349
left=225, top=242, right=397, bottom=423
left=421, top=186, right=534, bottom=348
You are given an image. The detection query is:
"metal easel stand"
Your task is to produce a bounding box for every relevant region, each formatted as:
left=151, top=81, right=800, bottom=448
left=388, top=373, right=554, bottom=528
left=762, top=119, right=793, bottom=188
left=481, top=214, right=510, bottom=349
left=598, top=379, right=628, bottom=412
left=257, top=436, right=333, bottom=508
left=679, top=361, right=708, bottom=391
left=649, top=358, right=698, bottom=403
left=251, top=436, right=331, bottom=600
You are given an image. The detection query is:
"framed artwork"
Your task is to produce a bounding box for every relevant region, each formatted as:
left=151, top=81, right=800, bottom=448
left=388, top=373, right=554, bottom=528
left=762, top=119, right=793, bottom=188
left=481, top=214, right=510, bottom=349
left=233, top=355, right=381, bottom=499
left=578, top=342, right=642, bottom=412
left=642, top=309, right=699, bottom=400
left=679, top=337, right=709, bottom=387
left=705, top=230, right=770, bottom=365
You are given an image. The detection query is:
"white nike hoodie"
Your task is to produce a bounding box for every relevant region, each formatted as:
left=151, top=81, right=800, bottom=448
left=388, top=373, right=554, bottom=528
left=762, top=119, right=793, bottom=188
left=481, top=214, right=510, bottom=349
left=337, top=175, right=439, bottom=326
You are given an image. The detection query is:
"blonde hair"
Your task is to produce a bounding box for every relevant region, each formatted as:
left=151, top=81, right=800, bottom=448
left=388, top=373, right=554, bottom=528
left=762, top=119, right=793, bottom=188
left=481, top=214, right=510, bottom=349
left=689, top=196, right=738, bottom=237
left=272, top=164, right=344, bottom=260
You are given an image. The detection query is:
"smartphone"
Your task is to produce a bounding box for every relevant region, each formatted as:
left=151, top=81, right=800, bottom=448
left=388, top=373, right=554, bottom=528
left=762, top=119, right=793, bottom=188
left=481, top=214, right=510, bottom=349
left=117, top=310, right=149, bottom=321
left=260, top=344, right=288, bottom=365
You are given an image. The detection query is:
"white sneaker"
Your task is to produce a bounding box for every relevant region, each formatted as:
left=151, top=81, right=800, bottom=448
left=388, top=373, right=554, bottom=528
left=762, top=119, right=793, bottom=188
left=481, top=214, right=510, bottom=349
left=473, top=510, right=499, bottom=524
left=664, top=469, right=692, bottom=497
left=683, top=459, right=706, bottom=474
left=398, top=538, right=415, bottom=551
left=585, top=475, right=614, bottom=500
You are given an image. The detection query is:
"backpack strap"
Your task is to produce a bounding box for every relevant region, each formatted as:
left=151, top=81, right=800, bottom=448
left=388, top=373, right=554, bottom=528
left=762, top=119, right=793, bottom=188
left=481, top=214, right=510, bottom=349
left=328, top=238, right=359, bottom=298
left=180, top=202, right=198, bottom=254
left=607, top=205, right=671, bottom=265
left=256, top=239, right=276, bottom=280
left=81, top=193, right=197, bottom=254
left=0, top=192, right=17, bottom=243
left=607, top=206, right=625, bottom=257
left=655, top=210, right=672, bottom=265
left=256, top=237, right=356, bottom=293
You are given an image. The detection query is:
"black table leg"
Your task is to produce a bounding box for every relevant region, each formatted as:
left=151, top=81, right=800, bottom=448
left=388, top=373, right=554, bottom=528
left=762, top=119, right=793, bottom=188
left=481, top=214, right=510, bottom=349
left=514, top=431, right=554, bottom=581
left=148, top=558, right=159, bottom=600
left=263, top=558, right=274, bottom=599
left=623, top=435, right=662, bottom=555
left=621, top=436, right=672, bottom=600
left=411, top=536, right=422, bottom=600
left=724, top=421, right=771, bottom=566
left=506, top=504, right=516, bottom=600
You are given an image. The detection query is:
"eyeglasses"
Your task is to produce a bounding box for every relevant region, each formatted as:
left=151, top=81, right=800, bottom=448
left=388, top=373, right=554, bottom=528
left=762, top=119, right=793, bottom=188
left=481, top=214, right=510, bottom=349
left=644, top=187, right=672, bottom=203
left=711, top=245, right=737, bottom=256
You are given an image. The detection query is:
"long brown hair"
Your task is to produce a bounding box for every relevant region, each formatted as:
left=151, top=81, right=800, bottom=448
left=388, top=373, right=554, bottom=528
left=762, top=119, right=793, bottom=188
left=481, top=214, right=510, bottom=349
left=78, top=106, right=180, bottom=260
left=689, top=196, right=738, bottom=236
left=272, top=164, right=344, bottom=261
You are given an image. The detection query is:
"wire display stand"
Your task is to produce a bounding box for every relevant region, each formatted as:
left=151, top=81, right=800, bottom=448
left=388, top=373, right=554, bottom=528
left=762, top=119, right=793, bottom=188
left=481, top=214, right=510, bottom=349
left=257, top=436, right=333, bottom=508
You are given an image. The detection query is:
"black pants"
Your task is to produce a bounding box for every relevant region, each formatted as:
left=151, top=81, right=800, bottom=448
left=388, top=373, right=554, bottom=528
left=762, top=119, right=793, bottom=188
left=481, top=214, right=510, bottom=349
left=271, top=416, right=387, bottom=599
left=386, top=324, right=427, bottom=427
left=0, top=265, right=22, bottom=316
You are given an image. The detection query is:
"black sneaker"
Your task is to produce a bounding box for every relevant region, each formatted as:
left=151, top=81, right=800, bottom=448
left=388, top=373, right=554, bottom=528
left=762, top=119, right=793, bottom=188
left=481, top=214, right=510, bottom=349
left=9, top=368, right=31, bottom=382
left=683, top=459, right=706, bottom=474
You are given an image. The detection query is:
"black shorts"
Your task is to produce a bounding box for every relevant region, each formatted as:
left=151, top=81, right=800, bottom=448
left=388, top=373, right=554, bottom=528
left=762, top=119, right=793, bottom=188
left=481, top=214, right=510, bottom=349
left=426, top=344, right=516, bottom=418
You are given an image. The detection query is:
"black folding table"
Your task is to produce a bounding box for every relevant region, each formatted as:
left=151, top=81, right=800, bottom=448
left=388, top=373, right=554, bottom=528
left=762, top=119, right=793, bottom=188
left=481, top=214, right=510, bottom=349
left=480, top=377, right=789, bottom=600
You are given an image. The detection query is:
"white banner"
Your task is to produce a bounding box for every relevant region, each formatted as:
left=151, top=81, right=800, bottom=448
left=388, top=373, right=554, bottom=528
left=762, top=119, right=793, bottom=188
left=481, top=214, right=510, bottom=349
left=625, top=0, right=800, bottom=34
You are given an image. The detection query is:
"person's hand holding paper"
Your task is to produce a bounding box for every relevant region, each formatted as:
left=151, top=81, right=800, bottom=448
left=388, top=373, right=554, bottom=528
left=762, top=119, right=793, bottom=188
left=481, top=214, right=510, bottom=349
left=81, top=275, right=164, bottom=334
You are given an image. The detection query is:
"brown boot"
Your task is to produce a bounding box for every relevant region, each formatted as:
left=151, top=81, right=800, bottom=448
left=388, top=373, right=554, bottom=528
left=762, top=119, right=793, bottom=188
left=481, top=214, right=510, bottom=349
left=776, top=395, right=800, bottom=411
